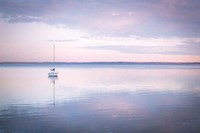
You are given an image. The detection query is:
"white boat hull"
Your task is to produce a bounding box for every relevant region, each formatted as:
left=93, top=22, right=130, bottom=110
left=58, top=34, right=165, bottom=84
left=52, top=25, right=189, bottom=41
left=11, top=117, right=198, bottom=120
left=48, top=72, right=58, bottom=77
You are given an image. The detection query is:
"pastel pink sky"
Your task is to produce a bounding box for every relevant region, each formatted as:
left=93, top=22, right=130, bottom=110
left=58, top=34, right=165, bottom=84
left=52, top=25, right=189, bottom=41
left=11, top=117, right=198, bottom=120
left=0, top=0, right=200, bottom=62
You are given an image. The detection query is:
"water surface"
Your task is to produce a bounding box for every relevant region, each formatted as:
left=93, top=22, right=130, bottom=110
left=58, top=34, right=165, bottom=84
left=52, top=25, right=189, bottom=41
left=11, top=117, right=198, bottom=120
left=0, top=64, right=200, bottom=133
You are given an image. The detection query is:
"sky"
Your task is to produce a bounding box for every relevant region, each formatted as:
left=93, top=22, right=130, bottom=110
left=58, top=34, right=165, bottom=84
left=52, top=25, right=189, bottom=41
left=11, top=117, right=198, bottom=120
left=0, top=0, right=200, bottom=62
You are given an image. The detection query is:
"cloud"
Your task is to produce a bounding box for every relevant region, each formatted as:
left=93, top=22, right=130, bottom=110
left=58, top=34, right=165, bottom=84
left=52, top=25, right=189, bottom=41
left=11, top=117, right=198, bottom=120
left=111, top=13, right=120, bottom=16
left=181, top=39, right=200, bottom=55
left=86, top=40, right=200, bottom=55
left=47, top=39, right=78, bottom=42
left=0, top=0, right=200, bottom=37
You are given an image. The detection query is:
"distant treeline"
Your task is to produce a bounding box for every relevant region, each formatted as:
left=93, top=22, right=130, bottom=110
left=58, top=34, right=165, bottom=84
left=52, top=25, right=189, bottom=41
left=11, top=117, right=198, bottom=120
left=1, top=62, right=200, bottom=65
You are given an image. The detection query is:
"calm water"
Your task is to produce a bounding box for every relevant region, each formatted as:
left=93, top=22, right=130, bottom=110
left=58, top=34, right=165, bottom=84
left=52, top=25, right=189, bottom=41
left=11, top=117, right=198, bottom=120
left=0, top=64, right=200, bottom=133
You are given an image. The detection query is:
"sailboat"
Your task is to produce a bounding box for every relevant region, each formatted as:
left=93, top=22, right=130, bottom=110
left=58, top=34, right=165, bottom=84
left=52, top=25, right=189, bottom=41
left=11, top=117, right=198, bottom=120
left=48, top=45, right=58, bottom=77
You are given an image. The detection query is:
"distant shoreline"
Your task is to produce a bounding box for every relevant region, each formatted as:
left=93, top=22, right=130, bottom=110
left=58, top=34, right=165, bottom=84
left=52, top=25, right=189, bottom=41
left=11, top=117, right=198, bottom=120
left=1, top=62, right=200, bottom=65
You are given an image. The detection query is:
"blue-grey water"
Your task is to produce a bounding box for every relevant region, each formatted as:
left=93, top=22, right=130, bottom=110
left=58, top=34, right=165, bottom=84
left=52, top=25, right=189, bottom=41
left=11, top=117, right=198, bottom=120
left=0, top=64, right=200, bottom=133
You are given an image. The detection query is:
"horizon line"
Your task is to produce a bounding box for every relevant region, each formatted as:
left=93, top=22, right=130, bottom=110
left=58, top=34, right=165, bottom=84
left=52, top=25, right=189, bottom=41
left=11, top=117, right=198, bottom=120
left=1, top=61, right=200, bottom=64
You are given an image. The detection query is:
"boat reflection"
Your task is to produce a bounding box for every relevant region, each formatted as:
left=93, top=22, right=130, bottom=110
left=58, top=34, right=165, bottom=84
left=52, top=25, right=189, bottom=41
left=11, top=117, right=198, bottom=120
left=48, top=76, right=58, bottom=106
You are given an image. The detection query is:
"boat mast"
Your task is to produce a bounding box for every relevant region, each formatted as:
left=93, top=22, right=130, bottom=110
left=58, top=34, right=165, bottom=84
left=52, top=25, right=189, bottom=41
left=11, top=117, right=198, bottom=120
left=53, top=45, right=55, bottom=63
